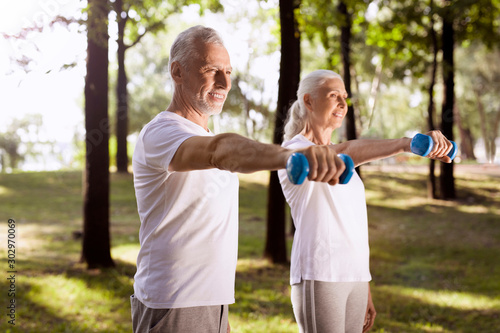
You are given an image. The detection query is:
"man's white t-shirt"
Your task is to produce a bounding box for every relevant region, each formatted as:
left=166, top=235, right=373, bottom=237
left=278, top=134, right=372, bottom=285
left=132, top=111, right=239, bottom=309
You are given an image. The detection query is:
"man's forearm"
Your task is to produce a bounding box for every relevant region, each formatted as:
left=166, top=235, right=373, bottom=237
left=208, top=133, right=290, bottom=173
left=334, top=138, right=412, bottom=167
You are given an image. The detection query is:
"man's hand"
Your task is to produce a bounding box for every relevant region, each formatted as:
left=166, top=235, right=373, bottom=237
left=425, top=130, right=454, bottom=163
left=297, top=145, right=346, bottom=185
left=363, top=284, right=376, bottom=332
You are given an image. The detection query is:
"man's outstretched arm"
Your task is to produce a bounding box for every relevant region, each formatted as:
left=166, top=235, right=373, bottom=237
left=170, top=133, right=346, bottom=184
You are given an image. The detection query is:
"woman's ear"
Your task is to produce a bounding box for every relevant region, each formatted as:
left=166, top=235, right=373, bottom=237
left=303, top=93, right=314, bottom=113
left=170, top=61, right=183, bottom=84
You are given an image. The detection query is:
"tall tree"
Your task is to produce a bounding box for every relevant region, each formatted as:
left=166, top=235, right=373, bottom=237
left=437, top=0, right=500, bottom=197
left=264, top=0, right=301, bottom=264
left=82, top=0, right=114, bottom=268
left=112, top=0, right=167, bottom=173
left=427, top=0, right=439, bottom=199
left=337, top=1, right=356, bottom=141
left=457, top=44, right=500, bottom=163
left=439, top=0, right=455, bottom=199
left=112, top=0, right=222, bottom=173
left=336, top=0, right=363, bottom=179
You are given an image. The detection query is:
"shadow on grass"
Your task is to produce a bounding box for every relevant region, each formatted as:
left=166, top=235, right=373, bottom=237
left=372, top=284, right=500, bottom=333
left=0, top=259, right=135, bottom=333
left=0, top=280, right=88, bottom=333
left=368, top=201, right=500, bottom=293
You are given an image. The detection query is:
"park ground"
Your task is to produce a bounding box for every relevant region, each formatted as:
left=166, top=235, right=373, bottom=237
left=0, top=163, right=499, bottom=332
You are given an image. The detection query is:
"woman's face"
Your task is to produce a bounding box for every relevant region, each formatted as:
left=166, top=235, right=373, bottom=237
left=305, top=77, right=348, bottom=130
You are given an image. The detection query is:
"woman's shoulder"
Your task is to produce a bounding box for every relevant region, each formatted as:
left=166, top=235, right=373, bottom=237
left=282, top=134, right=314, bottom=149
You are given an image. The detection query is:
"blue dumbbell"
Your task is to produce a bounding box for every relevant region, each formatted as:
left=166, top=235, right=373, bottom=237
left=410, top=133, right=457, bottom=160
left=286, top=152, right=355, bottom=185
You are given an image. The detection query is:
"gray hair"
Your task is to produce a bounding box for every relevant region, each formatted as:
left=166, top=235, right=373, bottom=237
left=169, top=25, right=225, bottom=73
left=283, top=70, right=343, bottom=141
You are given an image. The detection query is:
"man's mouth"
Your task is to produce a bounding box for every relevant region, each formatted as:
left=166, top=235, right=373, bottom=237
left=209, top=92, right=225, bottom=101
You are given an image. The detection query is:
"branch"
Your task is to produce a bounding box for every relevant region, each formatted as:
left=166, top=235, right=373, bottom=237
left=125, top=30, right=147, bottom=50
left=125, top=21, right=164, bottom=50
left=2, top=25, right=43, bottom=40
left=49, top=15, right=82, bottom=27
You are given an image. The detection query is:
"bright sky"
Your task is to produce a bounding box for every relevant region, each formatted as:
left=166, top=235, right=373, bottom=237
left=0, top=0, right=87, bottom=145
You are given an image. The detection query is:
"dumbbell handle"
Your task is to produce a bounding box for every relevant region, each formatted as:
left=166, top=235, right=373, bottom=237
left=410, top=133, right=457, bottom=160
left=286, top=152, right=355, bottom=185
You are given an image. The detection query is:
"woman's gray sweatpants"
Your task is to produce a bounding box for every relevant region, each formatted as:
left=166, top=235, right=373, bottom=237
left=291, top=280, right=368, bottom=333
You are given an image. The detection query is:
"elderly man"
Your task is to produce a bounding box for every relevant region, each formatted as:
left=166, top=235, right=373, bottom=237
left=130, top=25, right=346, bottom=333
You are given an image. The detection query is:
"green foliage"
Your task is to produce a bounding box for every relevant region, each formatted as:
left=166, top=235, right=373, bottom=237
left=456, top=43, right=500, bottom=162
left=125, top=30, right=173, bottom=133
left=113, top=0, right=223, bottom=46
left=299, top=0, right=371, bottom=70
left=217, top=1, right=279, bottom=140
left=0, top=114, right=47, bottom=172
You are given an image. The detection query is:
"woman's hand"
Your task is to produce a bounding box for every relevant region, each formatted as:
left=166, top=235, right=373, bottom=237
left=363, top=284, right=377, bottom=332
left=425, top=130, right=454, bottom=163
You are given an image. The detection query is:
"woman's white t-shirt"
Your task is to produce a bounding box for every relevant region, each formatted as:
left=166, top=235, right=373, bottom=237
left=278, top=134, right=372, bottom=285
left=132, top=111, right=239, bottom=309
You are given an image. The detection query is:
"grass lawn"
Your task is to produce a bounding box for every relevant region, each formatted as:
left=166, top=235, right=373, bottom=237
left=0, top=165, right=499, bottom=332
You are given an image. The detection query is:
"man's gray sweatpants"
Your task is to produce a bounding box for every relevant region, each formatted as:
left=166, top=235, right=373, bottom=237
left=130, top=295, right=229, bottom=333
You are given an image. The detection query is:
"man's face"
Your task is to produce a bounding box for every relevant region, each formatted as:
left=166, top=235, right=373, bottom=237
left=183, top=42, right=232, bottom=116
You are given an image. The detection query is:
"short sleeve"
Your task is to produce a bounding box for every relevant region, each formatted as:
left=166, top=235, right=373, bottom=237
left=140, top=116, right=205, bottom=172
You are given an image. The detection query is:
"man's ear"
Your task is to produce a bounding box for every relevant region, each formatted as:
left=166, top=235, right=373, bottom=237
left=171, top=61, right=183, bottom=84
left=303, top=93, right=314, bottom=113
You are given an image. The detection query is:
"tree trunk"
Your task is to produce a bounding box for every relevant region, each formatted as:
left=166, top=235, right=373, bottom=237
left=427, top=0, right=438, bottom=199
left=337, top=0, right=360, bottom=177
left=116, top=0, right=129, bottom=173
left=454, top=104, right=475, bottom=160
left=264, top=0, right=300, bottom=264
left=492, top=106, right=500, bottom=162
left=440, top=4, right=456, bottom=200
left=82, top=0, right=115, bottom=269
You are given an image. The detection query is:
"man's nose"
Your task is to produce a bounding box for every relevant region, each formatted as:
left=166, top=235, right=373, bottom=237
left=216, top=72, right=231, bottom=90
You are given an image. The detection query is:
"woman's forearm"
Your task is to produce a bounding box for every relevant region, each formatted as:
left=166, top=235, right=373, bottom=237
left=333, top=137, right=412, bottom=167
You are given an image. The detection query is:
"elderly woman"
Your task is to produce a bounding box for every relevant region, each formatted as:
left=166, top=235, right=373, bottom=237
left=278, top=70, right=453, bottom=333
